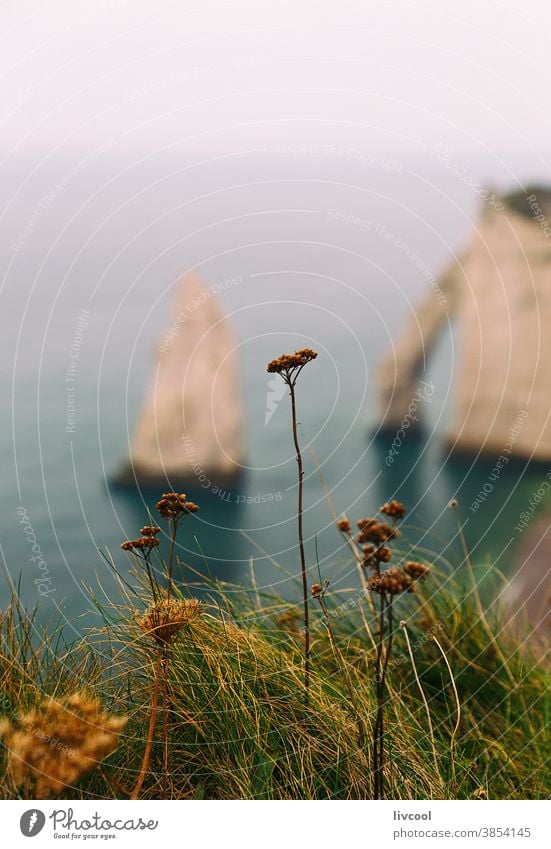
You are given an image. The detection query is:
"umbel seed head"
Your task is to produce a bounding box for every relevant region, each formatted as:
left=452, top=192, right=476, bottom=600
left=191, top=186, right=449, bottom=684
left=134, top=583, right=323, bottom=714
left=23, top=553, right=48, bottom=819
left=267, top=348, right=318, bottom=376
left=120, top=536, right=160, bottom=552
left=336, top=516, right=352, bottom=534
left=140, top=525, right=161, bottom=536
left=344, top=501, right=431, bottom=597
left=137, top=598, right=203, bottom=645
left=156, top=493, right=200, bottom=519
left=367, top=567, right=414, bottom=596
left=403, top=561, right=430, bottom=580
left=311, top=579, right=329, bottom=599
left=357, top=518, right=398, bottom=545
left=380, top=500, right=407, bottom=520
left=311, top=583, right=322, bottom=598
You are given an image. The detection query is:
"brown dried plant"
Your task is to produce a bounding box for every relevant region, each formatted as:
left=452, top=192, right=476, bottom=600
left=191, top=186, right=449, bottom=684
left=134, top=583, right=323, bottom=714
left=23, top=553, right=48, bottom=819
left=137, top=597, right=203, bottom=646
left=120, top=498, right=201, bottom=799
left=156, top=493, right=199, bottom=600
left=342, top=501, right=430, bottom=799
left=267, top=348, right=318, bottom=702
left=0, top=692, right=127, bottom=798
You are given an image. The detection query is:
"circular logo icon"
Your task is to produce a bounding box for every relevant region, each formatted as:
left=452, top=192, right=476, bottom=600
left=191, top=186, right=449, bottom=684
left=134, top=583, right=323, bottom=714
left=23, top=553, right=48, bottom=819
left=20, top=810, right=46, bottom=837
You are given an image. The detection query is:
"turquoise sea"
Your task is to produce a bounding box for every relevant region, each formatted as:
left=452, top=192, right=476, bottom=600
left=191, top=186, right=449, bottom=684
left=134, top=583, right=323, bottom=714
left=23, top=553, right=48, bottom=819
left=1, top=145, right=549, bottom=629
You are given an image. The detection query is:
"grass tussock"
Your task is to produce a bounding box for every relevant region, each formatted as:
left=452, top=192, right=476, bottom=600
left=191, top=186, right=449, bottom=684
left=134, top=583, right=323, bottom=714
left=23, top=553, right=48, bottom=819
left=0, top=561, right=549, bottom=800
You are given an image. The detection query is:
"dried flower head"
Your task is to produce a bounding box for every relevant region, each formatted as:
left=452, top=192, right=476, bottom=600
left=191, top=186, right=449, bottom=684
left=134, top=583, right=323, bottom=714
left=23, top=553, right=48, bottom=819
left=367, top=567, right=414, bottom=596
left=137, top=597, right=203, bottom=644
left=357, top=518, right=399, bottom=545
left=0, top=693, right=127, bottom=798
left=378, top=546, right=393, bottom=563
left=311, top=580, right=330, bottom=600
left=403, top=561, right=430, bottom=580
left=267, top=348, right=318, bottom=378
left=156, top=493, right=200, bottom=519
left=361, top=543, right=377, bottom=570
left=362, top=549, right=392, bottom=569
left=336, top=516, right=352, bottom=534
left=120, top=536, right=160, bottom=553
left=140, top=525, right=161, bottom=536
left=380, top=500, right=406, bottom=520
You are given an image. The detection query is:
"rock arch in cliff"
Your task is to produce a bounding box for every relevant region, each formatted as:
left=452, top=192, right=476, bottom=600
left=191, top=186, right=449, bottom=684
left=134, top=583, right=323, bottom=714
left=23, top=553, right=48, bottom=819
left=378, top=189, right=551, bottom=461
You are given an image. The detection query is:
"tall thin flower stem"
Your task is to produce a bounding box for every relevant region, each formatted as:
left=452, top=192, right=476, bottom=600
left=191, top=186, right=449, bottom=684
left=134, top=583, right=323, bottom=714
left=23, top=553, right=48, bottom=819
left=162, top=515, right=181, bottom=793
left=377, top=597, right=396, bottom=797
left=373, top=593, right=387, bottom=799
left=330, top=502, right=427, bottom=799
left=131, top=653, right=162, bottom=800
left=161, top=513, right=179, bottom=794
left=267, top=349, right=317, bottom=702
left=167, top=517, right=179, bottom=601
left=289, top=378, right=310, bottom=701
left=372, top=590, right=397, bottom=798
left=142, top=553, right=158, bottom=602
left=161, top=648, right=171, bottom=793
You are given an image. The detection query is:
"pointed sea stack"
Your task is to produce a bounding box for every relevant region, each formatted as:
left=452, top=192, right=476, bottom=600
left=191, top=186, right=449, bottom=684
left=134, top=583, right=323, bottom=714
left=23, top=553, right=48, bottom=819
left=115, top=272, right=244, bottom=489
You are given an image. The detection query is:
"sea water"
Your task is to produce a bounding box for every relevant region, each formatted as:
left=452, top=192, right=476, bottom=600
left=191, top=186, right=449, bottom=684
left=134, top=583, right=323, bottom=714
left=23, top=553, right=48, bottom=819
left=1, top=146, right=547, bottom=627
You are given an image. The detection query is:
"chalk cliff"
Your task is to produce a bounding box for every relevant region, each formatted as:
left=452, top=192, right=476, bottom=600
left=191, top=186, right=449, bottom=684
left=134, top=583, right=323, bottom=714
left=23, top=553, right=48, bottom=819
left=378, top=189, right=551, bottom=461
left=506, top=517, right=551, bottom=637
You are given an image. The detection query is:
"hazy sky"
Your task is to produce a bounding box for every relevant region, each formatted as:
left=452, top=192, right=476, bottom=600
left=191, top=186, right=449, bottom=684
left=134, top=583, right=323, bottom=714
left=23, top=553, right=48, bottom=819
left=1, top=0, right=551, bottom=166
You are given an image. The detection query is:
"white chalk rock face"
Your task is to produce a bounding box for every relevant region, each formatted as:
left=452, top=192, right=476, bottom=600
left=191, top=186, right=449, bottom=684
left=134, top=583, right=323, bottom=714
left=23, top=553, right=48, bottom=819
left=505, top=518, right=551, bottom=638
left=378, top=191, right=551, bottom=461
left=119, top=272, right=243, bottom=488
